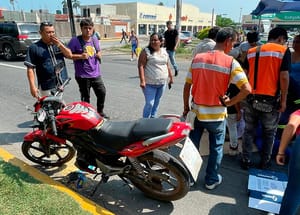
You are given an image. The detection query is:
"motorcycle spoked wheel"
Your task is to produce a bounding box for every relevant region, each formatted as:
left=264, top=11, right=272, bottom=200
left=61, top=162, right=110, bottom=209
left=126, top=149, right=190, bottom=201
left=22, top=140, right=75, bottom=167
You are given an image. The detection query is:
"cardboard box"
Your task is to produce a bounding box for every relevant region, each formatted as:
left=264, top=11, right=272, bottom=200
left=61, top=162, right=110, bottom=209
left=248, top=168, right=288, bottom=214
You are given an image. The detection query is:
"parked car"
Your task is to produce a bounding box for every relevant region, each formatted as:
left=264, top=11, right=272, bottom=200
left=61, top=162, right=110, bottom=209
left=181, top=31, right=193, bottom=39
left=0, top=21, right=40, bottom=60
left=179, top=31, right=192, bottom=44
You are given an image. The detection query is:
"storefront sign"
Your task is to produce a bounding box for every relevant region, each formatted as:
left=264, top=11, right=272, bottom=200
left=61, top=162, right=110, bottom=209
left=275, top=11, right=300, bottom=20
left=139, top=13, right=157, bottom=20
left=252, top=14, right=276, bottom=19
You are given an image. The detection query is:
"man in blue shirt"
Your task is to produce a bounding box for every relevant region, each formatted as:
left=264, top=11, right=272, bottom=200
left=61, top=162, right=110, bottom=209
left=25, top=22, right=72, bottom=98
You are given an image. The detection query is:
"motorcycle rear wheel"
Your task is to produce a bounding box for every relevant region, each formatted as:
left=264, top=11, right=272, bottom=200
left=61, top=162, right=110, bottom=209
left=22, top=140, right=75, bottom=167
left=126, top=149, right=190, bottom=201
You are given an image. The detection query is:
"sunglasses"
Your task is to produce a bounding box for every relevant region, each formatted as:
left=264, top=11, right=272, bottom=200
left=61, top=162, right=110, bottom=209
left=40, top=22, right=53, bottom=30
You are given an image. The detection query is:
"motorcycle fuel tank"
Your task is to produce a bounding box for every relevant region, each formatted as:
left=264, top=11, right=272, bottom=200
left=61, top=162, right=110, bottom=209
left=56, top=101, right=103, bottom=130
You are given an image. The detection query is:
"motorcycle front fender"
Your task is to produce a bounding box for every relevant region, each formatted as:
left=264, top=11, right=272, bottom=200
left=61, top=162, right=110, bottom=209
left=24, top=130, right=44, bottom=142
left=23, top=130, right=66, bottom=145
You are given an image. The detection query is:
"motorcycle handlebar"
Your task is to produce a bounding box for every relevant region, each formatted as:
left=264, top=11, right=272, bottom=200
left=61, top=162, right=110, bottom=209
left=54, top=77, right=72, bottom=97
left=49, top=113, right=58, bottom=136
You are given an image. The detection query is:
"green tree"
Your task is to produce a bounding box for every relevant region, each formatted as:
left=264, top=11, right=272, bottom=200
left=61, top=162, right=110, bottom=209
left=158, top=2, right=164, bottom=6
left=72, top=0, right=80, bottom=15
left=215, top=15, right=235, bottom=27
left=197, top=27, right=210, bottom=40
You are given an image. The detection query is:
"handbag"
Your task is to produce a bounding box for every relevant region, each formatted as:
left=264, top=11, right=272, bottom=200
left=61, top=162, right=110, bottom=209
left=250, top=96, right=274, bottom=113
left=248, top=46, right=278, bottom=113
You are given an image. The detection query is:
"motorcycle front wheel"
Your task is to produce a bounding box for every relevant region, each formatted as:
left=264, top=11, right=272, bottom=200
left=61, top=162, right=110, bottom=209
left=22, top=140, right=75, bottom=167
left=126, top=149, right=190, bottom=201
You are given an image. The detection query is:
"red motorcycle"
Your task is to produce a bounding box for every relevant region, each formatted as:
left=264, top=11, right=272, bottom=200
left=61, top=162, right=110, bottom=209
left=22, top=78, right=192, bottom=201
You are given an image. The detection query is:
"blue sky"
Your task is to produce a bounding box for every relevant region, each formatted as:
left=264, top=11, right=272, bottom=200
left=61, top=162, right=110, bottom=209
left=0, top=0, right=260, bottom=22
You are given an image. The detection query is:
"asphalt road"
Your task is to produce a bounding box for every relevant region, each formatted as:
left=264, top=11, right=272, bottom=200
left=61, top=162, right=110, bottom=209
left=0, top=44, right=286, bottom=215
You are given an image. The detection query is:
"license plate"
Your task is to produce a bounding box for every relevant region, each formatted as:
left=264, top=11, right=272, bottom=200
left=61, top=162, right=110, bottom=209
left=179, top=137, right=202, bottom=182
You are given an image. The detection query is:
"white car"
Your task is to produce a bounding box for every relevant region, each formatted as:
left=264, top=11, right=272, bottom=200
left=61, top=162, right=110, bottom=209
left=179, top=31, right=192, bottom=44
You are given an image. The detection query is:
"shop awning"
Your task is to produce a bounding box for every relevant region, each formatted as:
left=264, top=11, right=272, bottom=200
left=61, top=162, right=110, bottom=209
left=251, top=0, right=300, bottom=16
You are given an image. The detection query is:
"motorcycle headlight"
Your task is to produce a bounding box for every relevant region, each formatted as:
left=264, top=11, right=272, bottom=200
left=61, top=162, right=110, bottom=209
left=36, top=109, right=46, bottom=122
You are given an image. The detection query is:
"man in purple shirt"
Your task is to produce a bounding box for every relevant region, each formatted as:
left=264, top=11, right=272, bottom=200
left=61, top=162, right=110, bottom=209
left=68, top=18, right=108, bottom=118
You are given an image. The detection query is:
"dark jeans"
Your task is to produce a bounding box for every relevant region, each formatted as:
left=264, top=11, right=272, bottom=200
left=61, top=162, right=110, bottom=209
left=242, top=101, right=280, bottom=163
left=75, top=76, right=106, bottom=114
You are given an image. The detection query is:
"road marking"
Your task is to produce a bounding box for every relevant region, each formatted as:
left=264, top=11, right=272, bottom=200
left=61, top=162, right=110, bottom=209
left=0, top=63, right=26, bottom=70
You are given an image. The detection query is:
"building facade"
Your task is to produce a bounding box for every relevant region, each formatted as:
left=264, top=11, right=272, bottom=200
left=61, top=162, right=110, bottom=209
left=80, top=2, right=213, bottom=36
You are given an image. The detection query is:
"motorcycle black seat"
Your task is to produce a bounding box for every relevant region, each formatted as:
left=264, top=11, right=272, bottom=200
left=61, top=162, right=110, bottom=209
left=90, top=118, right=172, bottom=152
left=132, top=118, right=172, bottom=140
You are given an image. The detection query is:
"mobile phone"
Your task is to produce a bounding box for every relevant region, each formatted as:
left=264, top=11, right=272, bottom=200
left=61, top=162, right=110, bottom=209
left=168, top=83, right=172, bottom=89
left=219, top=95, right=227, bottom=107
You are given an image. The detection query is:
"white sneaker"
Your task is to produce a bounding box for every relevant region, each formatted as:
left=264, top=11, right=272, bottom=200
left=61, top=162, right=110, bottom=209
left=205, top=174, right=222, bottom=190
left=130, top=58, right=133, bottom=61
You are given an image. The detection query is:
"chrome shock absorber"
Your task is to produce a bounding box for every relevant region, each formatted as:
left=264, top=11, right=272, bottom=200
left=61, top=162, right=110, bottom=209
left=128, top=157, right=147, bottom=178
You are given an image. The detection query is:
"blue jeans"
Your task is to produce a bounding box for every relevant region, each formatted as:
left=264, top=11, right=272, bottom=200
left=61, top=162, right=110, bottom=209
left=279, top=136, right=300, bottom=215
left=166, top=50, right=178, bottom=71
left=189, top=118, right=226, bottom=185
left=242, top=102, right=280, bottom=162
left=142, top=84, right=166, bottom=118
left=226, top=113, right=238, bottom=148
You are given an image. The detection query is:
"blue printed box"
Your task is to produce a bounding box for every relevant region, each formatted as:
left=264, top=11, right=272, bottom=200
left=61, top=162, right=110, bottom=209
left=248, top=168, right=288, bottom=214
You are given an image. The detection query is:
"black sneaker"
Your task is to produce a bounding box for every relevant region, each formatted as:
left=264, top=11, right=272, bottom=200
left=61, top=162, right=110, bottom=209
left=100, top=113, right=110, bottom=119
left=257, top=160, right=272, bottom=170
left=240, top=159, right=252, bottom=170
left=175, top=70, right=179, bottom=76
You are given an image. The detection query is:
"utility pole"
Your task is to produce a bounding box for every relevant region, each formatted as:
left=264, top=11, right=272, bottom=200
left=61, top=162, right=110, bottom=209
left=67, top=0, right=76, bottom=37
left=239, top=7, right=243, bottom=32
left=211, top=8, right=215, bottom=27
left=176, top=0, right=182, bottom=31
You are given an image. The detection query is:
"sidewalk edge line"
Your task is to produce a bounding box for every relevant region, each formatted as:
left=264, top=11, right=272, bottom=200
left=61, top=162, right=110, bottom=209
left=0, top=147, right=114, bottom=215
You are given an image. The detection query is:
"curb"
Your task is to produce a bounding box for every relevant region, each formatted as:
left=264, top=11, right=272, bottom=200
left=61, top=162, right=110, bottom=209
left=0, top=147, right=114, bottom=215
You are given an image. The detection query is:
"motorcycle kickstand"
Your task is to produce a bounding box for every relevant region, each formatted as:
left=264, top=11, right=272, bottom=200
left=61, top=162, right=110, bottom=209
left=118, top=175, right=133, bottom=190
left=90, top=174, right=109, bottom=197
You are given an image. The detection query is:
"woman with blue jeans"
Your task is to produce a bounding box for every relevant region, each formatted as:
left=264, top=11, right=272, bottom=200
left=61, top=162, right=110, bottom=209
left=138, top=32, right=173, bottom=118
left=276, top=109, right=300, bottom=215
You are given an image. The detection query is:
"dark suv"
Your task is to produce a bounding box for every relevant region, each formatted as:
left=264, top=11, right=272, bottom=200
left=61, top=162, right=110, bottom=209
left=0, top=21, right=40, bottom=60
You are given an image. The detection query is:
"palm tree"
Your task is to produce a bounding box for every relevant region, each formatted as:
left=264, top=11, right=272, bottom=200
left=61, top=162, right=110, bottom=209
left=10, top=0, right=15, bottom=11
left=61, top=0, right=67, bottom=8
left=61, top=0, right=68, bottom=14
left=72, top=0, right=80, bottom=15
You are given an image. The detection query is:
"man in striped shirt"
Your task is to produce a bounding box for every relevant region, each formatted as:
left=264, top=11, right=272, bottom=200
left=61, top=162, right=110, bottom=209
left=183, top=27, right=251, bottom=190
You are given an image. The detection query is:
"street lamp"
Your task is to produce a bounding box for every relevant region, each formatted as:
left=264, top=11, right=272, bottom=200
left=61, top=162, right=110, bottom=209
left=239, top=7, right=243, bottom=32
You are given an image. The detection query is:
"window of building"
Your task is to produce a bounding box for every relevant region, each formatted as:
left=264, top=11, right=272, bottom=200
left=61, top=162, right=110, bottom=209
left=96, top=8, right=101, bottom=16
left=158, top=25, right=165, bottom=34
left=82, top=8, right=90, bottom=17
left=138, top=24, right=146, bottom=35
left=148, top=24, right=157, bottom=35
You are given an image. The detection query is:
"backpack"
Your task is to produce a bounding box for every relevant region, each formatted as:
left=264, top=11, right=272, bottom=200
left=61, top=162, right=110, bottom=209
left=77, top=35, right=100, bottom=53
left=94, top=31, right=101, bottom=40
left=77, top=35, right=101, bottom=63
